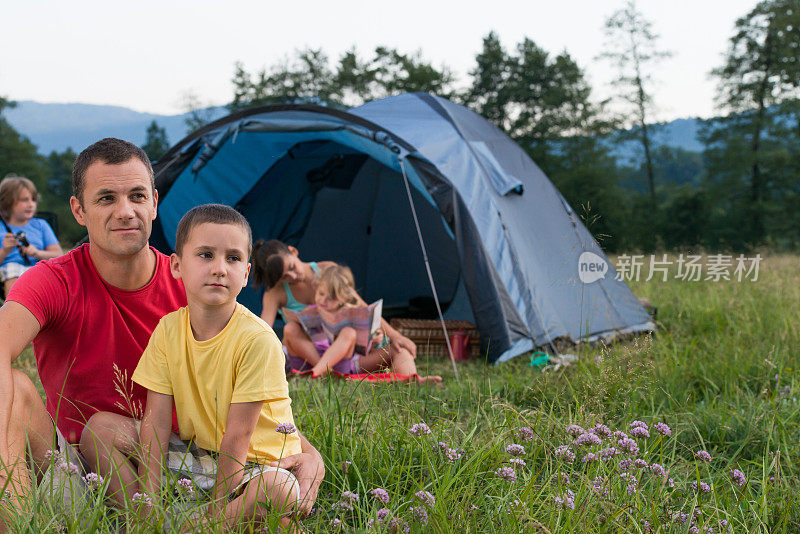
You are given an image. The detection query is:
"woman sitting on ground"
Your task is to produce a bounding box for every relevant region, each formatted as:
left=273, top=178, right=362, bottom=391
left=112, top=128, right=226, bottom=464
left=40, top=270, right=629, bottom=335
left=0, top=175, right=63, bottom=296
left=252, top=239, right=441, bottom=382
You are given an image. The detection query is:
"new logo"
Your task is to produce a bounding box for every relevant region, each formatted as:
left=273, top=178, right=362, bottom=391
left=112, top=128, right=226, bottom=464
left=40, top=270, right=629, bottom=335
left=578, top=252, right=608, bottom=284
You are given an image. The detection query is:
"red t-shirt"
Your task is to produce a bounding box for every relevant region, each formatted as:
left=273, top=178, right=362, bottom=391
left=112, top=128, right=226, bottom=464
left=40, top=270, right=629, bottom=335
left=7, top=244, right=187, bottom=443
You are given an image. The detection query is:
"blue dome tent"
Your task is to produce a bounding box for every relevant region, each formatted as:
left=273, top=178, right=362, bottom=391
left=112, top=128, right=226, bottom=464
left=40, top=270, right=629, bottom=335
left=151, top=93, right=654, bottom=363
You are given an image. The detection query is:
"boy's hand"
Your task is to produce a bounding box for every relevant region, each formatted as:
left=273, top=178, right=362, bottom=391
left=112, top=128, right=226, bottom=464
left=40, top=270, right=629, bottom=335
left=2, top=233, right=17, bottom=253
left=271, top=451, right=324, bottom=517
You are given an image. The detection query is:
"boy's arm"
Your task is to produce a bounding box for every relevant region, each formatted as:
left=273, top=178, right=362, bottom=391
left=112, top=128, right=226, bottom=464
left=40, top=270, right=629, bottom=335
left=209, top=400, right=262, bottom=517
left=271, top=430, right=325, bottom=516
left=138, top=390, right=173, bottom=499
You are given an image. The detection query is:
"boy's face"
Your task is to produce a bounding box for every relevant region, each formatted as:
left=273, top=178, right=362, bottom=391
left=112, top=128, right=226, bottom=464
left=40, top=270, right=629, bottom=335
left=170, top=222, right=251, bottom=309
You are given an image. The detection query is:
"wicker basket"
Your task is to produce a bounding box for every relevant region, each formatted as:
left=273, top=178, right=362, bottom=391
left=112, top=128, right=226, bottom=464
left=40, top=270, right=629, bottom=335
left=389, top=319, right=481, bottom=359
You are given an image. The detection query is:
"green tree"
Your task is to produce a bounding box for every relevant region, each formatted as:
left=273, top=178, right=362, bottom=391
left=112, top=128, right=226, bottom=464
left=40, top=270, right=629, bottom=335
left=599, top=0, right=672, bottom=205
left=230, top=46, right=455, bottom=110
left=0, top=97, right=48, bottom=191
left=463, top=32, right=512, bottom=127
left=141, top=121, right=170, bottom=162
left=705, top=0, right=800, bottom=246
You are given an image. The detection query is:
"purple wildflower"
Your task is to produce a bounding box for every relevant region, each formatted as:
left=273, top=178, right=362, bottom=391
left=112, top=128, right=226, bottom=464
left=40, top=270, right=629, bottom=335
left=341, top=460, right=352, bottom=474
left=590, top=424, right=612, bottom=439
left=617, top=437, right=639, bottom=455
left=599, top=447, right=620, bottom=460
left=329, top=518, right=342, bottom=528
left=619, top=458, right=634, bottom=471
left=408, top=423, right=431, bottom=436
left=695, top=450, right=712, bottom=463
left=581, top=453, right=597, bottom=463
left=612, top=430, right=629, bottom=441
left=630, top=420, right=648, bottom=429
left=649, top=463, right=666, bottom=477
left=668, top=478, right=675, bottom=488
left=555, top=445, right=576, bottom=463
left=573, top=432, right=602, bottom=447
left=630, top=426, right=650, bottom=439
left=82, top=472, right=103, bottom=490
left=626, top=484, right=638, bottom=495
left=415, top=490, right=436, bottom=508
left=654, top=422, right=672, bottom=436
left=495, top=467, right=518, bottom=482
left=376, top=508, right=391, bottom=521
left=730, top=469, right=746, bottom=487
left=410, top=506, right=428, bottom=525
left=509, top=458, right=526, bottom=467
left=387, top=517, right=410, bottom=534
left=331, top=500, right=353, bottom=511
left=558, top=472, right=570, bottom=485
left=131, top=492, right=153, bottom=507
left=592, top=477, right=609, bottom=497
left=554, top=489, right=575, bottom=510
left=689, top=527, right=699, bottom=534
left=58, top=462, right=79, bottom=475
left=634, top=459, right=649, bottom=469
left=620, top=472, right=637, bottom=485
left=275, top=423, right=296, bottom=435
left=566, top=424, right=585, bottom=437
left=690, top=481, right=712, bottom=494
left=516, top=427, right=534, bottom=441
left=506, top=444, right=526, bottom=456
left=444, top=448, right=463, bottom=462
left=341, top=490, right=359, bottom=503
left=370, top=488, right=390, bottom=504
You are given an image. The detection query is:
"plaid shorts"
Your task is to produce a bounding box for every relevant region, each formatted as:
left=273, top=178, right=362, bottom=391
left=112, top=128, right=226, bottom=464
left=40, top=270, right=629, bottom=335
left=135, top=423, right=299, bottom=502
left=0, top=262, right=31, bottom=283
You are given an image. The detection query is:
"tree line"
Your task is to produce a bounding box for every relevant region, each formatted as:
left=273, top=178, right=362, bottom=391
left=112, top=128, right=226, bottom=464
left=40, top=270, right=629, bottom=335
left=4, top=0, right=799, bottom=251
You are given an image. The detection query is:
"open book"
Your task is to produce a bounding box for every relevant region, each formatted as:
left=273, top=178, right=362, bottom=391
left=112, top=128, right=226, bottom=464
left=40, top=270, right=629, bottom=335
left=281, top=300, right=383, bottom=358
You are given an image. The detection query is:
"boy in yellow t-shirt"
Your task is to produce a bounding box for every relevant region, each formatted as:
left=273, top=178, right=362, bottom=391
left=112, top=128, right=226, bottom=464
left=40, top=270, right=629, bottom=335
left=131, top=204, right=304, bottom=530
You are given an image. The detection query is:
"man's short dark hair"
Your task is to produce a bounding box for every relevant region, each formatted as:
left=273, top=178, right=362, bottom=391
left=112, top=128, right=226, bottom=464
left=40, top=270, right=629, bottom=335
left=174, top=204, right=252, bottom=257
left=72, top=138, right=154, bottom=202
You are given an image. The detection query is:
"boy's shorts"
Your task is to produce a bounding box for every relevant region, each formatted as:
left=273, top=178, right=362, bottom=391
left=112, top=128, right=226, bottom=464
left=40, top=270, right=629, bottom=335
left=135, top=421, right=300, bottom=503
left=0, top=262, right=31, bottom=283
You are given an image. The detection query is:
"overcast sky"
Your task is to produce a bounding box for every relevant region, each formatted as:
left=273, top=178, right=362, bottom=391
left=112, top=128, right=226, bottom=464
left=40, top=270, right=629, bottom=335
left=2, top=0, right=757, bottom=120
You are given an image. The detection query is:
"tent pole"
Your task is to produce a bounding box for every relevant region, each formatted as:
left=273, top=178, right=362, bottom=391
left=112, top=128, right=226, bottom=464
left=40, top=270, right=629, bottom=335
left=398, top=158, right=460, bottom=383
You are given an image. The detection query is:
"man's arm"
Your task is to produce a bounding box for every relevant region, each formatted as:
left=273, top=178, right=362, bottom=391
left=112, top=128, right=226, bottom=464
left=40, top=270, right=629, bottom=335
left=210, top=401, right=262, bottom=517
left=0, top=302, right=42, bottom=460
left=271, top=429, right=324, bottom=516
left=138, top=390, right=173, bottom=499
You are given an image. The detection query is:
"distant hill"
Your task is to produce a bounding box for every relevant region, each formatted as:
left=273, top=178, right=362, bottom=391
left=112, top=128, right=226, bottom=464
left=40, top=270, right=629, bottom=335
left=5, top=101, right=226, bottom=154
left=5, top=100, right=704, bottom=158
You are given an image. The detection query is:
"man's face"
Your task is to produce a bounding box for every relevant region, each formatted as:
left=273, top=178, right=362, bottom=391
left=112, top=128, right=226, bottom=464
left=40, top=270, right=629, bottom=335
left=70, top=158, right=157, bottom=259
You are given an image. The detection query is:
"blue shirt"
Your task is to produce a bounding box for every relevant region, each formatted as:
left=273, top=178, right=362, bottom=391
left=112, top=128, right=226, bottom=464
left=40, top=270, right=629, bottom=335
left=1, top=218, right=58, bottom=267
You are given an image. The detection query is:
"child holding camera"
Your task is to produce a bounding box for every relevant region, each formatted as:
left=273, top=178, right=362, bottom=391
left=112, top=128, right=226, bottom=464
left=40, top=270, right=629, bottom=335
left=0, top=175, right=62, bottom=296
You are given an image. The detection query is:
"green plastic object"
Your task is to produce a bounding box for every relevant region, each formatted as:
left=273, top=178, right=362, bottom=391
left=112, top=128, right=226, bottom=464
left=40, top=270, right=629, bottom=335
left=529, top=351, right=551, bottom=369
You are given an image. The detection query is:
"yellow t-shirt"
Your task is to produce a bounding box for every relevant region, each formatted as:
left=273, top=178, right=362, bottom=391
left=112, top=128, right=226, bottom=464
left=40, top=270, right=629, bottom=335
left=132, top=303, right=302, bottom=463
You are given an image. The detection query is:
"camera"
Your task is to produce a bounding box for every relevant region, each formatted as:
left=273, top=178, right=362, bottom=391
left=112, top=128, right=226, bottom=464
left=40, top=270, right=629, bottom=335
left=15, top=231, right=30, bottom=248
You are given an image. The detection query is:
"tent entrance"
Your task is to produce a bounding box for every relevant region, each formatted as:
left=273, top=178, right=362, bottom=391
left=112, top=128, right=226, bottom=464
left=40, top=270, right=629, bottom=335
left=234, top=139, right=465, bottom=320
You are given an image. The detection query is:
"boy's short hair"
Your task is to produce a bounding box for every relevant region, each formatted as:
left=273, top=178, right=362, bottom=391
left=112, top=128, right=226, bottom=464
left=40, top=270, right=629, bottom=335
left=0, top=174, right=38, bottom=220
left=175, top=204, right=252, bottom=256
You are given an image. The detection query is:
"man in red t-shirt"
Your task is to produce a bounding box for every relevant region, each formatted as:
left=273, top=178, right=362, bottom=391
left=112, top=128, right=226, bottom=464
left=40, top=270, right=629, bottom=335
left=0, top=138, right=324, bottom=515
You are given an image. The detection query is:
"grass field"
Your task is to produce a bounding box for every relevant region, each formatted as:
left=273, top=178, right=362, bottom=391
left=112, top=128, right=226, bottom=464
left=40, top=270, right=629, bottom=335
left=7, top=254, right=800, bottom=532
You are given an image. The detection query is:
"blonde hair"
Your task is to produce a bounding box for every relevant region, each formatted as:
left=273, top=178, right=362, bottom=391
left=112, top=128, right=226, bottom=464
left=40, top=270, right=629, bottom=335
left=0, top=175, right=38, bottom=220
left=317, top=265, right=359, bottom=307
